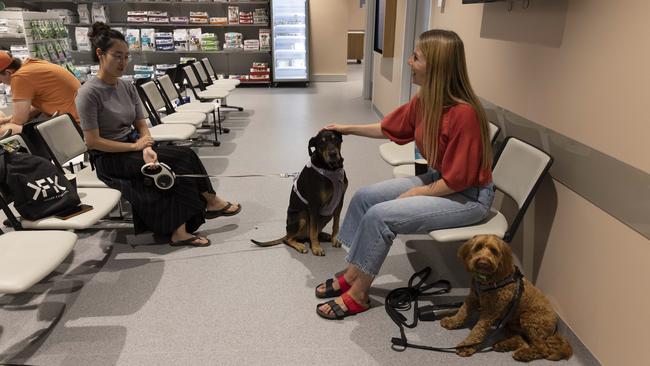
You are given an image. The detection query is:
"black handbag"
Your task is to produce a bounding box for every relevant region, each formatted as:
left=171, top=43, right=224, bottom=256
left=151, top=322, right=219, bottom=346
left=0, top=147, right=81, bottom=221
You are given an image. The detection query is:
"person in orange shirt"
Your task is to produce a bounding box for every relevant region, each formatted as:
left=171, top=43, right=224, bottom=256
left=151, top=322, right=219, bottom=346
left=0, top=51, right=80, bottom=136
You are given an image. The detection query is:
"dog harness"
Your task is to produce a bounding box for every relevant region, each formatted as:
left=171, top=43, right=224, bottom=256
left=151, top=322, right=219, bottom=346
left=292, top=161, right=345, bottom=216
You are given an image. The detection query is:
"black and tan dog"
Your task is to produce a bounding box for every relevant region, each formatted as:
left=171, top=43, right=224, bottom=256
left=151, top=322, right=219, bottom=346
left=251, top=130, right=348, bottom=256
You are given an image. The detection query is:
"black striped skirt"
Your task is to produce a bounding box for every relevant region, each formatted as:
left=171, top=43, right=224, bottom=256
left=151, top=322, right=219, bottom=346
left=93, top=145, right=215, bottom=235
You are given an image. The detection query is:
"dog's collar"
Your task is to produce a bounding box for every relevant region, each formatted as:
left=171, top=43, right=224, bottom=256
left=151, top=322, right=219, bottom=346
left=473, top=266, right=523, bottom=296
left=306, top=161, right=345, bottom=182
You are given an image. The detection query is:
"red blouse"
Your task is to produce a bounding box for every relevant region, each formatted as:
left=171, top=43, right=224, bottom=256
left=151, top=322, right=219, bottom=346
left=381, top=97, right=492, bottom=192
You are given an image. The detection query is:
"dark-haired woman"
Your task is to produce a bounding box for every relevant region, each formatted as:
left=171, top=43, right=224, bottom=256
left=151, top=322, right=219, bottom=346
left=315, top=30, right=495, bottom=319
left=76, top=23, right=241, bottom=246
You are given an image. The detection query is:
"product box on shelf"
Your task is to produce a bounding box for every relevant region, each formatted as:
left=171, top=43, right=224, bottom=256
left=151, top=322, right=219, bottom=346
left=173, top=29, right=189, bottom=51
left=91, top=4, right=109, bottom=24
left=200, top=33, right=219, bottom=52
left=227, top=6, right=239, bottom=24
left=188, top=28, right=202, bottom=51
left=75, top=27, right=91, bottom=51
left=126, top=28, right=141, bottom=51
left=141, top=28, right=155, bottom=51
left=78, top=4, right=90, bottom=24
left=259, top=28, right=270, bottom=50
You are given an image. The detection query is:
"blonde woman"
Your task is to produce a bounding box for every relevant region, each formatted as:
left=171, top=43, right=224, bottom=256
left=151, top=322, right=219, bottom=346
left=316, top=30, right=494, bottom=319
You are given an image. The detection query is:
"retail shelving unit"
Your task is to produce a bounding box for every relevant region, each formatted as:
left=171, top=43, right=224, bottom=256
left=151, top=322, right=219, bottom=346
left=0, top=11, right=74, bottom=67
left=2, top=1, right=272, bottom=84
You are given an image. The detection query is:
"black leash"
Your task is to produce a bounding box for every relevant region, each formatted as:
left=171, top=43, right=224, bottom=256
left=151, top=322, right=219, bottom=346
left=385, top=266, right=524, bottom=353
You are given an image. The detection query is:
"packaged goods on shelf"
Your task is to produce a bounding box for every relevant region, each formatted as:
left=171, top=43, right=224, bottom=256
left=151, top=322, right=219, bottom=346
left=259, top=28, right=270, bottom=50
left=170, top=17, right=190, bottom=24
left=91, top=4, right=109, bottom=24
left=227, top=6, right=239, bottom=24
left=223, top=32, right=242, bottom=50
left=210, top=17, right=228, bottom=25
left=147, top=11, right=168, bottom=17
left=127, top=11, right=148, bottom=17
left=189, top=17, right=208, bottom=24
left=149, top=16, right=170, bottom=24
left=243, top=39, right=259, bottom=51
left=155, top=32, right=174, bottom=51
left=10, top=45, right=30, bottom=61
left=46, top=9, right=78, bottom=24
left=179, top=57, right=196, bottom=64
left=126, top=29, right=141, bottom=51
left=239, top=12, right=253, bottom=24
left=90, top=64, right=100, bottom=77
left=188, top=28, right=202, bottom=51
left=75, top=27, right=91, bottom=51
left=127, top=16, right=148, bottom=23
left=141, top=28, right=155, bottom=51
left=252, top=62, right=268, bottom=69
left=173, top=29, right=189, bottom=51
left=200, top=33, right=219, bottom=52
left=254, top=8, right=268, bottom=24
left=190, top=11, right=209, bottom=18
left=78, top=4, right=91, bottom=24
left=155, top=64, right=176, bottom=77
left=133, top=64, right=154, bottom=79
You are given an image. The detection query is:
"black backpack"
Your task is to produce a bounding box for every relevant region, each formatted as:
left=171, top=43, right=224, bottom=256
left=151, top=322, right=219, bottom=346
left=0, top=147, right=81, bottom=221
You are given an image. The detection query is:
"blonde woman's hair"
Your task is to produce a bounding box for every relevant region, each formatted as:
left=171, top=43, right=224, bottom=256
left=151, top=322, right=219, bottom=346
left=416, top=29, right=492, bottom=170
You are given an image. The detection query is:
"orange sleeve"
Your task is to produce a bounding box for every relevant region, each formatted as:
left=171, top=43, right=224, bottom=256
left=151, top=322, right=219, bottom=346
left=380, top=97, right=419, bottom=145
left=440, top=105, right=485, bottom=192
left=10, top=74, right=35, bottom=101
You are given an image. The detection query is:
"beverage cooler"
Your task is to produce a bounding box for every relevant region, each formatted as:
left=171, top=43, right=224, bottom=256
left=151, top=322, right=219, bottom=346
left=271, top=0, right=309, bottom=83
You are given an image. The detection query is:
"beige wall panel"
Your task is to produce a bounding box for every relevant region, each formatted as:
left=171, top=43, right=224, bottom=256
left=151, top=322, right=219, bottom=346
left=348, top=0, right=367, bottom=30
left=371, top=0, right=407, bottom=116
left=429, top=1, right=650, bottom=363
left=309, top=0, right=348, bottom=78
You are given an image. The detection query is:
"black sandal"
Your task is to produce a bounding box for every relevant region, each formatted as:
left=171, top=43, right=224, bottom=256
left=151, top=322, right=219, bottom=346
left=170, top=236, right=211, bottom=247
left=206, top=202, right=242, bottom=219
left=315, top=275, right=351, bottom=299
left=316, top=293, right=369, bottom=320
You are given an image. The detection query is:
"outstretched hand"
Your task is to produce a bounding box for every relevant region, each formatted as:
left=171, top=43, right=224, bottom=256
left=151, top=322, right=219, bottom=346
left=323, top=124, right=349, bottom=135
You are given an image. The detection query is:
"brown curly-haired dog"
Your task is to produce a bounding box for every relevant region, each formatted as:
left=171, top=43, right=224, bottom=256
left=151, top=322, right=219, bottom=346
left=440, top=234, right=572, bottom=362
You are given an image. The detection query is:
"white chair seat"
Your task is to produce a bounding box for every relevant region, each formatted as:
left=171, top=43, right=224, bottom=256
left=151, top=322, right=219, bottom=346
left=206, top=83, right=235, bottom=92
left=149, top=124, right=196, bottom=141
left=176, top=102, right=215, bottom=114
left=160, top=112, right=206, bottom=127
left=76, top=166, right=108, bottom=188
left=393, top=164, right=415, bottom=178
left=215, top=79, right=240, bottom=86
left=0, top=231, right=77, bottom=293
left=197, top=89, right=229, bottom=99
left=428, top=208, right=508, bottom=242
left=379, top=141, right=415, bottom=166
left=21, top=188, right=121, bottom=230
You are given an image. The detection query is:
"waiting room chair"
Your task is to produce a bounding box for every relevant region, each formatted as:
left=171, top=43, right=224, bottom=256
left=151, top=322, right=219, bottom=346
left=136, top=95, right=197, bottom=143
left=0, top=229, right=76, bottom=293
left=30, top=113, right=106, bottom=188
left=139, top=81, right=209, bottom=130
left=0, top=132, right=121, bottom=230
left=201, top=57, right=241, bottom=87
left=154, top=75, right=225, bottom=138
left=182, top=64, right=230, bottom=102
left=193, top=60, right=236, bottom=92
left=428, top=137, right=553, bottom=275
left=391, top=122, right=501, bottom=178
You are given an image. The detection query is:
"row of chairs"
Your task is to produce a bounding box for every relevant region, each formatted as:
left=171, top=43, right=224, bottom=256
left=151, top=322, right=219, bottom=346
left=377, top=123, right=553, bottom=276
left=0, top=58, right=244, bottom=294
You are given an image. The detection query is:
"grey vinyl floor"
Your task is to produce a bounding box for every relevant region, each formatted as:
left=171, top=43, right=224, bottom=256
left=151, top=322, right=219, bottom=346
left=0, top=65, right=597, bottom=365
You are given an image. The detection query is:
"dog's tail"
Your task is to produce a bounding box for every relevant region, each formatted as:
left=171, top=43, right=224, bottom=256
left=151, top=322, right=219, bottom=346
left=544, top=333, right=573, bottom=360
left=251, top=236, right=287, bottom=247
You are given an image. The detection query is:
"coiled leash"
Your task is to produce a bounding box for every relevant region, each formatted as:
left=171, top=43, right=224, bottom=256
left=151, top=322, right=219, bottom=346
left=141, top=162, right=298, bottom=190
left=385, top=266, right=524, bottom=353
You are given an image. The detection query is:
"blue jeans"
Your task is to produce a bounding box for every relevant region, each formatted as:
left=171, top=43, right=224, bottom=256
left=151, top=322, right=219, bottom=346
left=337, top=170, right=495, bottom=276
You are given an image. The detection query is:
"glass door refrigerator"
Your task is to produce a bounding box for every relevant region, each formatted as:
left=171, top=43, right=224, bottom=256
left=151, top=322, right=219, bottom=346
left=271, top=0, right=310, bottom=84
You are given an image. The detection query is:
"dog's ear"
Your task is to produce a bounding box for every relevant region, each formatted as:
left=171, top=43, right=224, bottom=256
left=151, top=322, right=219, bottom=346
left=458, top=237, right=476, bottom=262
left=495, top=237, right=514, bottom=276
left=308, top=136, right=317, bottom=156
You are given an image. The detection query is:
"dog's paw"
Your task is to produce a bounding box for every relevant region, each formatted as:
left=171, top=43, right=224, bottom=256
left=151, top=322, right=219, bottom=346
left=456, top=344, right=477, bottom=357
left=332, top=239, right=342, bottom=248
left=440, top=316, right=463, bottom=330
left=311, top=246, right=326, bottom=256
left=290, top=242, right=308, bottom=254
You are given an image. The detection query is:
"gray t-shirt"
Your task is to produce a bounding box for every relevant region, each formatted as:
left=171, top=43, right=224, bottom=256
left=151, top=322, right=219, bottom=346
left=76, top=77, right=145, bottom=142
